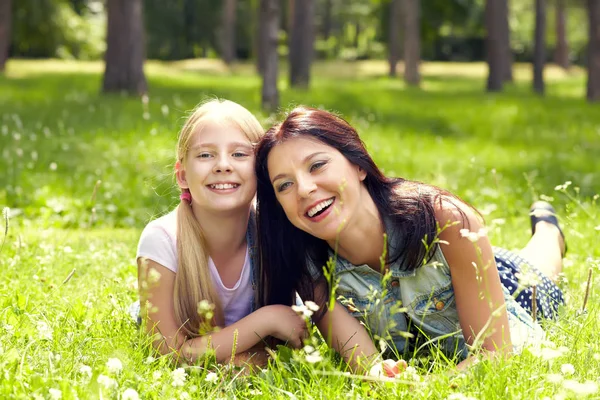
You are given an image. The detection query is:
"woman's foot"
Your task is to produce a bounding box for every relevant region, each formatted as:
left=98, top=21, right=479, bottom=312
left=530, top=201, right=567, bottom=257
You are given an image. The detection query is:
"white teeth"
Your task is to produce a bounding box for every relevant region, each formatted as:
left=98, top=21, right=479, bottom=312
left=210, top=183, right=237, bottom=190
left=307, top=198, right=334, bottom=218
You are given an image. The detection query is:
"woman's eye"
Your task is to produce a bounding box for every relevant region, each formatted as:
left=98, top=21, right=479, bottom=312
left=277, top=182, right=292, bottom=192
left=310, top=161, right=326, bottom=172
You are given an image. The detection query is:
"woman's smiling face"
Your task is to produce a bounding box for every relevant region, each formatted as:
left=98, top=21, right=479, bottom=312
left=267, top=137, right=367, bottom=241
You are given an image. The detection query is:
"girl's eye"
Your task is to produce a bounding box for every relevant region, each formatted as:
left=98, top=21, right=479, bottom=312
left=232, top=152, right=248, bottom=158
left=310, top=161, right=326, bottom=172
left=277, top=181, right=292, bottom=192
left=198, top=153, right=212, bottom=158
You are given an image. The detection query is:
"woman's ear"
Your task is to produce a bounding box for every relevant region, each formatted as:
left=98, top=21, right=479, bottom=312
left=175, top=161, right=189, bottom=189
left=357, top=166, right=367, bottom=181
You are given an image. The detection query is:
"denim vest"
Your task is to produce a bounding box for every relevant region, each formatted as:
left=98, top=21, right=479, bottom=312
left=332, top=218, right=544, bottom=359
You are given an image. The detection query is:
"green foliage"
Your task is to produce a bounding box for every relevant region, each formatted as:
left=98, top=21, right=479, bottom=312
left=12, top=0, right=105, bottom=60
left=0, top=60, right=599, bottom=398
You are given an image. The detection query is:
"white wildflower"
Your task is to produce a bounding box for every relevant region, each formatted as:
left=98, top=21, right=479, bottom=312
left=291, top=304, right=313, bottom=319
left=179, top=391, right=191, bottom=400
left=144, top=356, right=155, bottom=364
left=459, top=228, right=486, bottom=243
left=48, top=388, right=62, bottom=400
left=379, top=339, right=387, bottom=354
left=205, top=372, right=218, bottom=383
left=171, top=368, right=187, bottom=387
left=122, top=388, right=140, bottom=400
left=593, top=353, right=600, bottom=361
left=152, top=370, right=162, bottom=381
left=546, top=373, right=563, bottom=383
left=106, top=358, right=123, bottom=374
left=304, top=301, right=320, bottom=312
left=248, top=389, right=262, bottom=395
left=303, top=345, right=315, bottom=354
left=560, top=363, right=575, bottom=376
left=78, top=364, right=92, bottom=380
left=305, top=353, right=323, bottom=364
left=97, top=374, right=117, bottom=390
left=37, top=321, right=53, bottom=340
left=562, top=380, right=598, bottom=395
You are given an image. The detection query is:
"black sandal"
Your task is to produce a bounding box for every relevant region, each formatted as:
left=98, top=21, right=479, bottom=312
left=530, top=201, right=567, bottom=256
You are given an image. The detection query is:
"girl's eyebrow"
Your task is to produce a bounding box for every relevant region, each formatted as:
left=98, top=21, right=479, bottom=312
left=190, top=142, right=253, bottom=151
left=271, top=152, right=327, bottom=183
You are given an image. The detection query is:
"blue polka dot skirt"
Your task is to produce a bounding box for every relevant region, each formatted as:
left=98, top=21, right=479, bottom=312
left=494, top=247, right=564, bottom=319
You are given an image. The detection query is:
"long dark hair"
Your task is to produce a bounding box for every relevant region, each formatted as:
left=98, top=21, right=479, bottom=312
left=255, top=107, right=463, bottom=313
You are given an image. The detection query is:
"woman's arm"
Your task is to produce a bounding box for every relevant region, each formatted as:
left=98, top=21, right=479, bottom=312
left=314, top=295, right=379, bottom=372
left=138, top=258, right=307, bottom=364
left=434, top=199, right=513, bottom=369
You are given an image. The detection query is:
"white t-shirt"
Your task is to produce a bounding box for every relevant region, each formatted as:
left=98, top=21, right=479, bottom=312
left=136, top=210, right=253, bottom=327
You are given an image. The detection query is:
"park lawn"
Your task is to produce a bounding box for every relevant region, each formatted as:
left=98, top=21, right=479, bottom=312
left=0, top=59, right=599, bottom=399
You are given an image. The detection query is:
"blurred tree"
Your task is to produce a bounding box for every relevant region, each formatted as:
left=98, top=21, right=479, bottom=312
left=403, top=0, right=421, bottom=85
left=11, top=0, right=104, bottom=59
left=388, top=0, right=401, bottom=77
left=588, top=0, right=600, bottom=101
left=533, top=0, right=546, bottom=94
left=500, top=0, right=513, bottom=82
left=260, top=0, right=279, bottom=111
left=221, top=0, right=237, bottom=64
left=102, top=0, right=147, bottom=95
left=289, top=0, right=315, bottom=88
left=0, top=0, right=11, bottom=72
left=554, top=0, right=569, bottom=69
left=322, top=0, right=333, bottom=40
left=70, top=0, right=88, bottom=15
left=486, top=0, right=504, bottom=91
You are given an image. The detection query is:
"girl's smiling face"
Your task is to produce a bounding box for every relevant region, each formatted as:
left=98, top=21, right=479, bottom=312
left=267, top=137, right=367, bottom=241
left=177, top=124, right=257, bottom=214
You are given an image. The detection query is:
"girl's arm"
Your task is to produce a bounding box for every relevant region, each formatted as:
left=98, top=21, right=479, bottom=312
left=138, top=259, right=307, bottom=364
left=434, top=199, right=513, bottom=369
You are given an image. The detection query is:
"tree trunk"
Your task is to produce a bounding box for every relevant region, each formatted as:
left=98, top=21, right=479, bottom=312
left=500, top=0, right=513, bottom=82
left=0, top=0, right=11, bottom=72
left=323, top=0, right=332, bottom=41
left=388, top=0, right=401, bottom=77
left=588, top=0, right=600, bottom=102
left=289, top=0, right=314, bottom=88
left=261, top=0, right=280, bottom=111
left=221, top=0, right=237, bottom=64
left=555, top=0, right=569, bottom=69
left=533, top=0, right=546, bottom=95
left=486, top=0, right=503, bottom=92
left=403, top=0, right=420, bottom=86
left=102, top=0, right=147, bottom=95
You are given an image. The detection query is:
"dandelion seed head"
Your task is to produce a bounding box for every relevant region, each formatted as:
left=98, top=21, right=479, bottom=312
left=106, top=357, right=123, bottom=374
left=205, top=372, right=218, bottom=383
left=122, top=388, right=140, bottom=400
left=97, top=374, right=117, bottom=390
left=48, top=388, right=62, bottom=400
left=171, top=368, right=187, bottom=387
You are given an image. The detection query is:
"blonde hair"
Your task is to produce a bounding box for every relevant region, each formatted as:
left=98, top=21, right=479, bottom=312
left=174, top=99, right=263, bottom=337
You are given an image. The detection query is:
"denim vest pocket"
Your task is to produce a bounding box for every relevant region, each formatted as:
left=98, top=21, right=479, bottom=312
left=408, top=284, right=459, bottom=334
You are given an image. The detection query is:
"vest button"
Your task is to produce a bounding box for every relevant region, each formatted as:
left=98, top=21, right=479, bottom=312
left=391, top=279, right=399, bottom=287
left=435, top=301, right=445, bottom=311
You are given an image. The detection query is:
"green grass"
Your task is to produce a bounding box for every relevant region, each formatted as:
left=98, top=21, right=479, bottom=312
left=1, top=59, right=599, bottom=399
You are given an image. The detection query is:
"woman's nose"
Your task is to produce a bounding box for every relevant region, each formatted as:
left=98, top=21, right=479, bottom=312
left=296, top=176, right=317, bottom=198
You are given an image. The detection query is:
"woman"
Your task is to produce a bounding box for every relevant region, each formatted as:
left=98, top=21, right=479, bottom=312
left=255, top=107, right=566, bottom=370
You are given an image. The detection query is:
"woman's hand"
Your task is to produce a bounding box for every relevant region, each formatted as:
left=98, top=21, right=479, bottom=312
left=262, top=305, right=307, bottom=348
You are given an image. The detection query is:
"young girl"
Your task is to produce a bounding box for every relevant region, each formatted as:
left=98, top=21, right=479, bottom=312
left=255, top=107, right=566, bottom=370
left=136, top=100, right=306, bottom=365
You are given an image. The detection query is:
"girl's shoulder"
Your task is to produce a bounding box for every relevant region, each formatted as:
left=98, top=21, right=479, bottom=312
left=136, top=209, right=178, bottom=273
